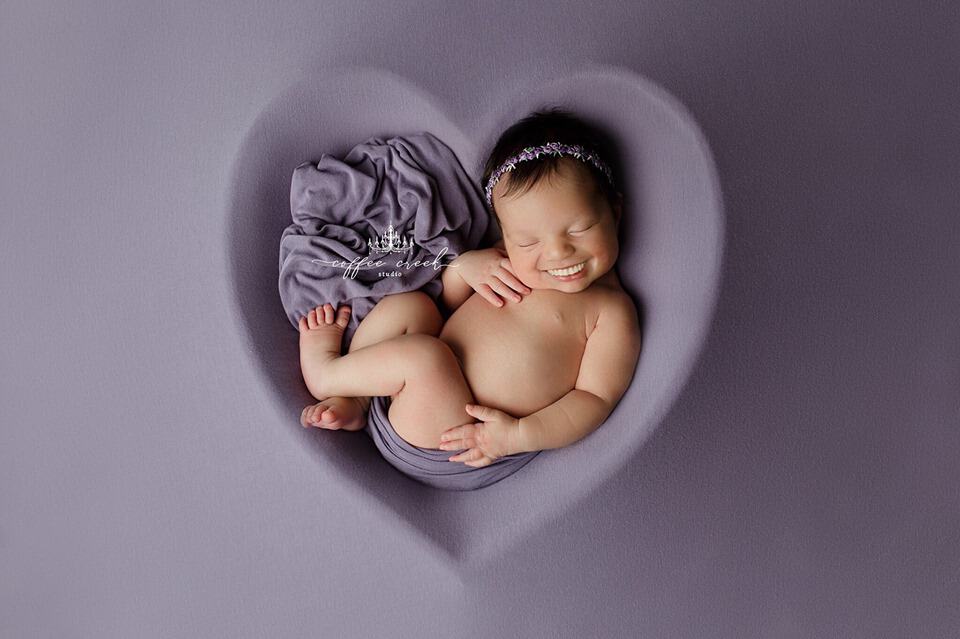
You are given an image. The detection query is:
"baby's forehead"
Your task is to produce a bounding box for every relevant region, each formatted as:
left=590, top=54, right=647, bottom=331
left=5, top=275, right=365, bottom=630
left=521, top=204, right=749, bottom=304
left=500, top=183, right=604, bottom=217
left=495, top=164, right=600, bottom=207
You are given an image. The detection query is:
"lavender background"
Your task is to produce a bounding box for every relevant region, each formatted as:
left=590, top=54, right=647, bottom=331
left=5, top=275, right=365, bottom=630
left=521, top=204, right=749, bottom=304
left=2, top=1, right=959, bottom=637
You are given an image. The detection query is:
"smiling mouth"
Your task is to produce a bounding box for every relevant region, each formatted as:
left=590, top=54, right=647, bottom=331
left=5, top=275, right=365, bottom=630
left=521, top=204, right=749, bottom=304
left=544, top=261, right=586, bottom=277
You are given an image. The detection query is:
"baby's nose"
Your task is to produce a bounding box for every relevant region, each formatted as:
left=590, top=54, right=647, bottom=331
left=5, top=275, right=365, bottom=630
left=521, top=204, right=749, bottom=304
left=543, top=237, right=575, bottom=258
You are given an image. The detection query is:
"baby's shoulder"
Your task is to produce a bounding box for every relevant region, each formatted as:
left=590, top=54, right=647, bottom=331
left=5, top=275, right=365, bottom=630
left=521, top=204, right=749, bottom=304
left=586, top=284, right=640, bottom=338
left=584, top=270, right=632, bottom=306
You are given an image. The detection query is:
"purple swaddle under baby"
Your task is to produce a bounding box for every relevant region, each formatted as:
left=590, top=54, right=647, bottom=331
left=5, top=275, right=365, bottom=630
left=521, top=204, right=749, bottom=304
left=365, top=396, right=541, bottom=490
left=278, top=132, right=540, bottom=489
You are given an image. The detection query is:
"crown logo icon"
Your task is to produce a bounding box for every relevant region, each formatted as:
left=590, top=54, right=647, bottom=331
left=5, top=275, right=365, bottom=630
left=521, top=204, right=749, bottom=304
left=368, top=223, right=415, bottom=254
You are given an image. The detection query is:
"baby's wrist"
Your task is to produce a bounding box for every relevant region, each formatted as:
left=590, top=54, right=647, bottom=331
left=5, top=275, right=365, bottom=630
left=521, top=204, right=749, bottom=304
left=454, top=251, right=484, bottom=284
left=450, top=251, right=471, bottom=273
left=443, top=253, right=469, bottom=284
left=513, top=415, right=541, bottom=454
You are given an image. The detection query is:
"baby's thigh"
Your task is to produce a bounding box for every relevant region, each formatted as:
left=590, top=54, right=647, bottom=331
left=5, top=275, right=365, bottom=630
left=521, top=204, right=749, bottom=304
left=387, top=334, right=473, bottom=449
left=350, top=290, right=443, bottom=353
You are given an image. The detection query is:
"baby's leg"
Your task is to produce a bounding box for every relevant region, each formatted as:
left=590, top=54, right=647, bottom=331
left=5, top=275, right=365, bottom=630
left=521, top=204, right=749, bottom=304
left=299, top=304, right=472, bottom=449
left=300, top=292, right=443, bottom=431
left=350, top=290, right=444, bottom=349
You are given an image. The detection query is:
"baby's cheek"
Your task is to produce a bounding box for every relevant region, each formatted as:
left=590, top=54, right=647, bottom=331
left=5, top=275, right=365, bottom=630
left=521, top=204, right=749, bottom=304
left=522, top=265, right=543, bottom=286
left=591, top=246, right=617, bottom=273
left=517, top=257, right=538, bottom=276
left=598, top=237, right=619, bottom=262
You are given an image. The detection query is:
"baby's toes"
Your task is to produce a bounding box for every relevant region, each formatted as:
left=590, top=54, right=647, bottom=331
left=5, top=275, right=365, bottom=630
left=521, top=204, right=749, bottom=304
left=319, top=407, right=342, bottom=428
left=321, top=303, right=335, bottom=324
left=335, top=305, right=351, bottom=328
left=301, top=404, right=320, bottom=427
left=300, top=405, right=344, bottom=430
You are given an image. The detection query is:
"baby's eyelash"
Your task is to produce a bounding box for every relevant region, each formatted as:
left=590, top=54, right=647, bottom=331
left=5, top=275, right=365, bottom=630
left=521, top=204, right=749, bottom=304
left=516, top=224, right=594, bottom=246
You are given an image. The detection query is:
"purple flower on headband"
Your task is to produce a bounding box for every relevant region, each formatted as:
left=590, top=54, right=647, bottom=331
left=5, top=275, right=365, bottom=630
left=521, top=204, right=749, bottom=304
left=484, top=141, right=614, bottom=209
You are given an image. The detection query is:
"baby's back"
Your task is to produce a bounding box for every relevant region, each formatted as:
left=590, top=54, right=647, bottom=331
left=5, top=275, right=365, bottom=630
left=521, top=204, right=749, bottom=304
left=438, top=273, right=627, bottom=418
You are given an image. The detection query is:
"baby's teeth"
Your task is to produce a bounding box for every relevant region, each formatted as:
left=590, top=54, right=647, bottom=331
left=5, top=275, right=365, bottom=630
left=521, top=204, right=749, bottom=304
left=547, top=262, right=585, bottom=276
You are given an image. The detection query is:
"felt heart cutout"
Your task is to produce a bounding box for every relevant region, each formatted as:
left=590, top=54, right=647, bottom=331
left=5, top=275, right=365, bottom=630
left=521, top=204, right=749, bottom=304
left=227, top=65, right=723, bottom=570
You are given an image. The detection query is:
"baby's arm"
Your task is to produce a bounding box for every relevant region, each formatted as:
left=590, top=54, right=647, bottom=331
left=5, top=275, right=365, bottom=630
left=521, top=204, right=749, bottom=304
left=440, top=254, right=474, bottom=313
left=514, top=293, right=642, bottom=453
left=440, top=242, right=529, bottom=315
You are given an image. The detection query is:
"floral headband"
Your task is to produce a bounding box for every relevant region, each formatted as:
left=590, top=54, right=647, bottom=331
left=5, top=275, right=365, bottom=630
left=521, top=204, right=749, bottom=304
left=484, top=141, right=615, bottom=209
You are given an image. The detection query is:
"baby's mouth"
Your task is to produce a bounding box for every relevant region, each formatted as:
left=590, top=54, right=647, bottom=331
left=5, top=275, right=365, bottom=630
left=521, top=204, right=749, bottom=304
left=544, top=260, right=587, bottom=277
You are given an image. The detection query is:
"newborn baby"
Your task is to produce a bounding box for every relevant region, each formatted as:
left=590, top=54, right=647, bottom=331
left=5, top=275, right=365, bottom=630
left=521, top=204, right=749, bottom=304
left=297, top=108, right=642, bottom=471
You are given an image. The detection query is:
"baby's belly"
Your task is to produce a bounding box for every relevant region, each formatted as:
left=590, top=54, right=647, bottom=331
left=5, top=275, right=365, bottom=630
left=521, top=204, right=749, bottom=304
left=438, top=293, right=588, bottom=418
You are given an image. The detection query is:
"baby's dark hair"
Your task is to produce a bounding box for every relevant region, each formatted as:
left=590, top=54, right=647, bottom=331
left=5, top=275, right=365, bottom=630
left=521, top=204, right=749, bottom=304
left=481, top=107, right=622, bottom=216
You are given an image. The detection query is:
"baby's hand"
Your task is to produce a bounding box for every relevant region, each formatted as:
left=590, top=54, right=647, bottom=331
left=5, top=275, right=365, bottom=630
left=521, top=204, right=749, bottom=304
left=438, top=403, right=522, bottom=467
left=453, top=248, right=531, bottom=307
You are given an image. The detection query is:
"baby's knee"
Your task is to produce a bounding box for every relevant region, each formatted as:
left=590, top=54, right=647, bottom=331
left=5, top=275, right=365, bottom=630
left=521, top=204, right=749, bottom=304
left=396, top=291, right=443, bottom=336
left=402, top=333, right=459, bottom=371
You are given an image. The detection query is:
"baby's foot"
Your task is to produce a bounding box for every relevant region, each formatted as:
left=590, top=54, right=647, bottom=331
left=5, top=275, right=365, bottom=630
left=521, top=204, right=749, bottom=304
left=298, top=303, right=351, bottom=399
left=300, top=396, right=371, bottom=431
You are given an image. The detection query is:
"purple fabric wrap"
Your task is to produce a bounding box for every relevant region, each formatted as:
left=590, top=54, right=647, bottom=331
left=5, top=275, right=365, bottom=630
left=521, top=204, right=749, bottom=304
left=365, top=396, right=542, bottom=491
left=278, top=132, right=490, bottom=347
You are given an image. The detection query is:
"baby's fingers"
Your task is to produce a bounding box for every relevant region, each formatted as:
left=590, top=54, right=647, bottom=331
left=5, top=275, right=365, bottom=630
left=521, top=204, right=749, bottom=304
left=440, top=423, right=475, bottom=442
left=498, top=262, right=531, bottom=293
left=475, top=283, right=506, bottom=307
left=495, top=270, right=531, bottom=298
left=464, top=455, right=494, bottom=468
left=449, top=448, right=484, bottom=463
left=499, top=258, right=525, bottom=280
left=438, top=436, right=474, bottom=450
left=488, top=278, right=523, bottom=303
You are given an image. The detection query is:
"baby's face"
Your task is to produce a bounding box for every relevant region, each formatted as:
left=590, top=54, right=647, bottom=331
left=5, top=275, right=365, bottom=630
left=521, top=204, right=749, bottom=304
left=493, top=160, right=621, bottom=293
